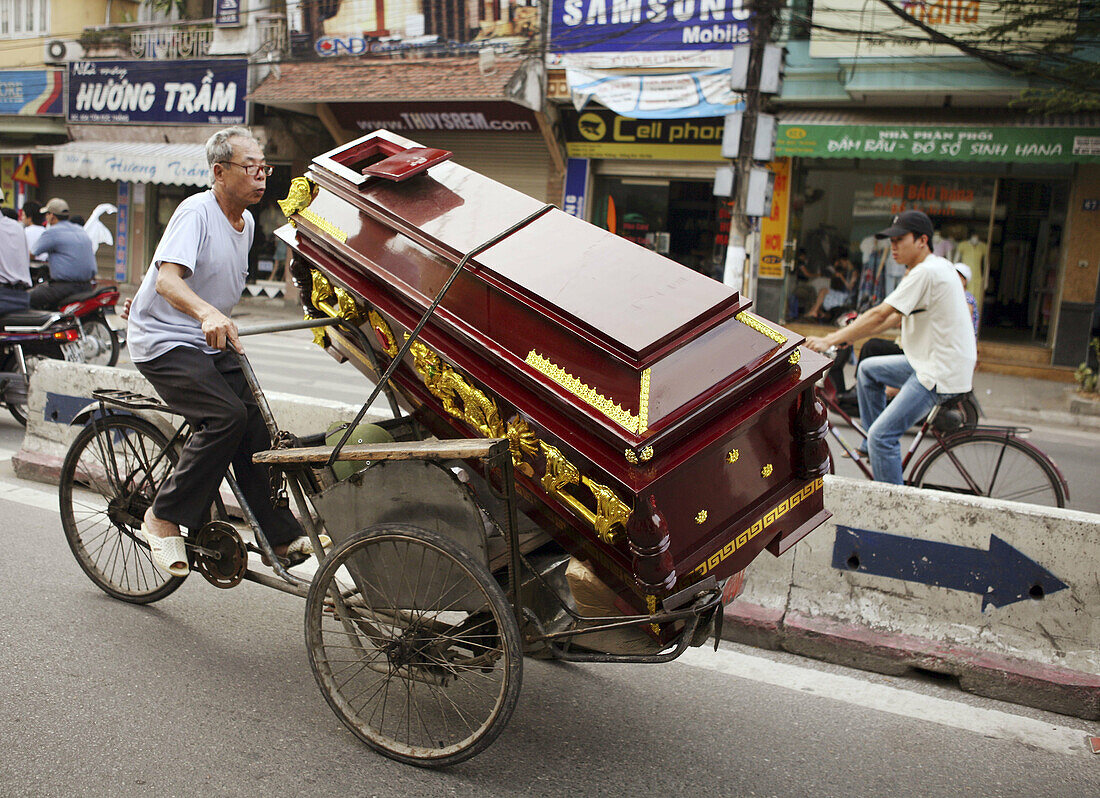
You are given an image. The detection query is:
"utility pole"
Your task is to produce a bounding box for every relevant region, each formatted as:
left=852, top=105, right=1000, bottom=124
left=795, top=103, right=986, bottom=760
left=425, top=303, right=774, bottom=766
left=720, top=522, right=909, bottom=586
left=724, top=0, right=780, bottom=301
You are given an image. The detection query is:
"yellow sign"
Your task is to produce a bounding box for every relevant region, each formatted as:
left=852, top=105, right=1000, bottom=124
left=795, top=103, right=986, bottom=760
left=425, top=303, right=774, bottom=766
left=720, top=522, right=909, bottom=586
left=13, top=154, right=37, bottom=186
left=565, top=110, right=725, bottom=162
left=0, top=158, right=13, bottom=208
left=757, top=158, right=790, bottom=279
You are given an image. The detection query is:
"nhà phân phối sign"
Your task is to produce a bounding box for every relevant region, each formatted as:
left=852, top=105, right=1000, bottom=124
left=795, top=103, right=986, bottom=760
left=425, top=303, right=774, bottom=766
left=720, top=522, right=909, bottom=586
left=776, top=124, right=1100, bottom=163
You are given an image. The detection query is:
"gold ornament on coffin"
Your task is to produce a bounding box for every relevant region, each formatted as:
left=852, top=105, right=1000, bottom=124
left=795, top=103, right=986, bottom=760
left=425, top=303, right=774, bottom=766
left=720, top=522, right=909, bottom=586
left=726, top=449, right=740, bottom=464
left=639, top=445, right=654, bottom=462
left=789, top=349, right=801, bottom=365
left=736, top=311, right=787, bottom=345
left=761, top=463, right=774, bottom=478
left=278, top=176, right=315, bottom=223
left=695, top=510, right=708, bottom=524
left=409, top=339, right=506, bottom=440
left=298, top=207, right=348, bottom=244
left=368, top=310, right=398, bottom=358
left=525, top=350, right=650, bottom=435
left=333, top=286, right=365, bottom=326
left=625, top=449, right=639, bottom=465
left=540, top=442, right=630, bottom=544
left=404, top=338, right=634, bottom=544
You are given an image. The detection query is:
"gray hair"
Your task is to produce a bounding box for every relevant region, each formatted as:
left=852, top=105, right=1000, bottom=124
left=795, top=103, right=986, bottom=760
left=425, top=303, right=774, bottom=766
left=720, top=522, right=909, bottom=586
left=205, top=126, right=258, bottom=180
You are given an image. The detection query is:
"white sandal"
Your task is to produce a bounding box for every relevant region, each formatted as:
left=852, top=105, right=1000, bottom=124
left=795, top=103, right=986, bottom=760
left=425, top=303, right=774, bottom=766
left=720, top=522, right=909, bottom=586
left=140, top=524, right=189, bottom=577
left=285, top=534, right=332, bottom=558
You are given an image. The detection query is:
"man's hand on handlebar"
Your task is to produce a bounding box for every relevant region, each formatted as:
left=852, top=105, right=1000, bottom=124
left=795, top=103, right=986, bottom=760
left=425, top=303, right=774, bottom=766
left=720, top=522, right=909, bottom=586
left=201, top=309, right=243, bottom=354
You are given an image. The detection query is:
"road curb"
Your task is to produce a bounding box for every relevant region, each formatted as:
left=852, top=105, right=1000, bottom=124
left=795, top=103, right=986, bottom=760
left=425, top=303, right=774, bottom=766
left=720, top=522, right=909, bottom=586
left=721, top=603, right=1100, bottom=720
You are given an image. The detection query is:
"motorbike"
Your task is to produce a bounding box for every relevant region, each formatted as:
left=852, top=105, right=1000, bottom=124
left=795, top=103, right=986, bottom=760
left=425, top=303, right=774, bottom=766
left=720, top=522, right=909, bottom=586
left=58, top=285, right=121, bottom=367
left=29, top=265, right=121, bottom=367
left=0, top=308, right=85, bottom=426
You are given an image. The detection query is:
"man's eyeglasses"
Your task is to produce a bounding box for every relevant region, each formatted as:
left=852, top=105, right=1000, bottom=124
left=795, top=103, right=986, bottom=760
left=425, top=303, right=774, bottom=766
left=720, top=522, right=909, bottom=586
left=219, top=161, right=273, bottom=178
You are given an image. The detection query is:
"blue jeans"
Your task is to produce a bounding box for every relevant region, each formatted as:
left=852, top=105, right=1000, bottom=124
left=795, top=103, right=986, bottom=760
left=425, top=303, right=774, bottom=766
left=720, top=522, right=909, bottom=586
left=856, top=355, right=941, bottom=485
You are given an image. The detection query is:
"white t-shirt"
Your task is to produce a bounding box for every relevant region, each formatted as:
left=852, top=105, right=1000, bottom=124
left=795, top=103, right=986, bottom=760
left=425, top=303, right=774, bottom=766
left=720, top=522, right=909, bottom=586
left=24, top=224, right=44, bottom=259
left=127, top=190, right=252, bottom=363
left=883, top=254, right=976, bottom=394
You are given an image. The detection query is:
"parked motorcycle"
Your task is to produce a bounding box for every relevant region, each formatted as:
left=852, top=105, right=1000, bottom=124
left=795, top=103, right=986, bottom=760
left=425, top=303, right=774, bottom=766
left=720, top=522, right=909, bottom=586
left=58, top=285, right=121, bottom=367
left=0, top=309, right=84, bottom=426
left=29, top=265, right=121, bottom=367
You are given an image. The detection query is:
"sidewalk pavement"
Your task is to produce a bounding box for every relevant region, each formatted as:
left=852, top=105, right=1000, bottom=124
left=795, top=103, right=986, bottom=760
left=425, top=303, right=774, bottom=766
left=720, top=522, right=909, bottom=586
left=115, top=290, right=1100, bottom=433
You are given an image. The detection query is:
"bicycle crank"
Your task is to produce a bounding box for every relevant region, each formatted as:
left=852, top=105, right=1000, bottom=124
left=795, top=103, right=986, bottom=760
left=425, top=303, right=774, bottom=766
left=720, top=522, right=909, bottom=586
left=191, top=520, right=249, bottom=588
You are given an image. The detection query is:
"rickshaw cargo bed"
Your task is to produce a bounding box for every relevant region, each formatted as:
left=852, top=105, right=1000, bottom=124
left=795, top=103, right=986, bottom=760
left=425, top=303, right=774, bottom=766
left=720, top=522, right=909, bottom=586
left=275, top=129, right=833, bottom=617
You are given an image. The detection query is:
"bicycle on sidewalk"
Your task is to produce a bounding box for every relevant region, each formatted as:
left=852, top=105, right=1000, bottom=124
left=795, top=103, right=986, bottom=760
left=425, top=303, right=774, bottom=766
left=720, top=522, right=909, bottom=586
left=819, top=351, right=1069, bottom=508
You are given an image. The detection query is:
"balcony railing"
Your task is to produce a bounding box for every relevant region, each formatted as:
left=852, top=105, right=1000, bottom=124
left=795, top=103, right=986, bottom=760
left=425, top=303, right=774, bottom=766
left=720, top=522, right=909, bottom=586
left=130, top=26, right=213, bottom=59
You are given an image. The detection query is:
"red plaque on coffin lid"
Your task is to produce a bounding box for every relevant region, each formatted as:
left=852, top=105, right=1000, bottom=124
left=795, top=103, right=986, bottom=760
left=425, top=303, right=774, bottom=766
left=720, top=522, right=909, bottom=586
left=277, top=129, right=832, bottom=618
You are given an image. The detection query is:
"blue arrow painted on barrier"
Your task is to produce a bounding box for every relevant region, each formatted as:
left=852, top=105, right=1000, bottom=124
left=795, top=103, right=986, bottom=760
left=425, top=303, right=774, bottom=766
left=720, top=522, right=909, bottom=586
left=832, top=525, right=1068, bottom=610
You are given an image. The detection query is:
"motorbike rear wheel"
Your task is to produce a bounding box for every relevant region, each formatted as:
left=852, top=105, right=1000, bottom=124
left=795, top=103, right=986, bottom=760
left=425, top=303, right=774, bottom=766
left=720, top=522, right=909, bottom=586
left=81, top=314, right=120, bottom=367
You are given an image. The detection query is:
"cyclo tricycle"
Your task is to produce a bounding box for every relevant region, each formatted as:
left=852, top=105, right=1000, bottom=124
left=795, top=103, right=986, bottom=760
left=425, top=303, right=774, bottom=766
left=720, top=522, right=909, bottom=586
left=58, top=314, right=728, bottom=768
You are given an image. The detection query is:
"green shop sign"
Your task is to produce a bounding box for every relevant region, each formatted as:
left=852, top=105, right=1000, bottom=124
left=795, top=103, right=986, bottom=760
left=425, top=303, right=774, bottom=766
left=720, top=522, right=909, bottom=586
left=776, top=124, right=1100, bottom=163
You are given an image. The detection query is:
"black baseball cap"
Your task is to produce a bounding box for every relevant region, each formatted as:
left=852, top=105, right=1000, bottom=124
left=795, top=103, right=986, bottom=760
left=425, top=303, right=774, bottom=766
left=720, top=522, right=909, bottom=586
left=876, top=210, right=934, bottom=242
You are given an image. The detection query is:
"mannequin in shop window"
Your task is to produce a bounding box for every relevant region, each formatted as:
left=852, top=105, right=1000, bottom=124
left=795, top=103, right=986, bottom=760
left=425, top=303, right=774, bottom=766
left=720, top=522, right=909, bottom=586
left=955, top=231, right=988, bottom=311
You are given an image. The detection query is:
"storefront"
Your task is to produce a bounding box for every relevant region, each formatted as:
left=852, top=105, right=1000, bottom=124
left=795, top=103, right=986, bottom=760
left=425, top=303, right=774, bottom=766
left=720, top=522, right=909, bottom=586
left=559, top=109, right=731, bottom=279
left=247, top=59, right=564, bottom=205
left=773, top=112, right=1100, bottom=363
left=0, top=68, right=67, bottom=211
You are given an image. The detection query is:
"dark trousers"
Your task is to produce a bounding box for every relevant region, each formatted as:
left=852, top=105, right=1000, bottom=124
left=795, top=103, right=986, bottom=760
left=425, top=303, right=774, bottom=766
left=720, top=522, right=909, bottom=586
left=135, top=346, right=302, bottom=546
left=0, top=285, right=30, bottom=315
left=29, top=280, right=92, bottom=309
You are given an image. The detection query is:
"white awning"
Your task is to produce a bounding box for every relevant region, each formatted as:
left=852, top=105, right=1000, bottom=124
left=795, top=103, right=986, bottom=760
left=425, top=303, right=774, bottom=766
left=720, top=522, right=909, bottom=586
left=44, top=141, right=210, bottom=187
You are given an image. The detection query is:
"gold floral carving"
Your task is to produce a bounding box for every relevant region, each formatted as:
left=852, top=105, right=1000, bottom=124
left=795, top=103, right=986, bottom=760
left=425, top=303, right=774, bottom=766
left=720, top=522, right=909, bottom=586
left=789, top=349, right=801, bottom=365
left=505, top=416, right=538, bottom=477
left=367, top=310, right=398, bottom=357
left=333, top=286, right=365, bottom=326
left=298, top=208, right=348, bottom=244
left=736, top=311, right=787, bottom=345
left=726, top=449, right=740, bottom=464
left=639, top=445, right=654, bottom=462
left=761, top=463, right=774, bottom=478
left=583, top=477, right=632, bottom=543
left=310, top=270, right=364, bottom=327
left=695, top=510, right=708, bottom=524
left=625, top=449, right=639, bottom=465
left=277, top=176, right=315, bottom=223
left=525, top=350, right=650, bottom=435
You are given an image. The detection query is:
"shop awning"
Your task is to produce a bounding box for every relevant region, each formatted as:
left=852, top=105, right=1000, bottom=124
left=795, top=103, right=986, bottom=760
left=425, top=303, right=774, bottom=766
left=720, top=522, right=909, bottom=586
left=775, top=109, right=1100, bottom=163
left=44, top=141, right=210, bottom=186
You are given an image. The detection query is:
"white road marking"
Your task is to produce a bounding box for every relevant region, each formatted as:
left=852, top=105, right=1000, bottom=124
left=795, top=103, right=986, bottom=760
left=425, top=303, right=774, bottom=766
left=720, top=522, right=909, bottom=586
left=677, top=646, right=1094, bottom=758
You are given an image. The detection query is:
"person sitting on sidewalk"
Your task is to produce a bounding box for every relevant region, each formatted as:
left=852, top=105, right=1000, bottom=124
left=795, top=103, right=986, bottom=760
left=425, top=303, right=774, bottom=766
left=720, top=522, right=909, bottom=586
left=805, top=210, right=976, bottom=484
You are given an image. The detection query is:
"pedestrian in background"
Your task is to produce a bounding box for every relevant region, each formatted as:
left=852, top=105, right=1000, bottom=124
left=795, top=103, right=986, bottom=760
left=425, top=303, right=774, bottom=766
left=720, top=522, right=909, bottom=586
left=19, top=199, right=45, bottom=256
left=28, top=197, right=97, bottom=309
left=0, top=189, right=32, bottom=314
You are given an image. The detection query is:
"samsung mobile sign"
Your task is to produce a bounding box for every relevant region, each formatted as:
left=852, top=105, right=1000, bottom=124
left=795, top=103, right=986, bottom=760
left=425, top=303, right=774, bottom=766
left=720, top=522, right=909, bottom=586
left=68, top=60, right=247, bottom=125
left=550, top=0, right=750, bottom=58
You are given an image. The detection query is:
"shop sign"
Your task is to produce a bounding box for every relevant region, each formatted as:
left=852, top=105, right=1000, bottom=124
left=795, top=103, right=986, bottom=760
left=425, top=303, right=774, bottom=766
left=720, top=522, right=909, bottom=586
left=566, top=67, right=743, bottom=119
left=548, top=0, right=750, bottom=68
left=776, top=124, right=1100, bottom=164
left=0, top=69, right=63, bottom=115
left=563, top=109, right=725, bottom=161
left=330, top=101, right=537, bottom=134
left=67, top=60, right=247, bottom=125
left=852, top=175, right=996, bottom=219
left=115, top=182, right=129, bottom=283
left=562, top=158, right=590, bottom=218
left=0, top=158, right=13, bottom=208
left=757, top=158, right=790, bottom=279
left=810, top=0, right=1070, bottom=58
left=215, top=0, right=241, bottom=26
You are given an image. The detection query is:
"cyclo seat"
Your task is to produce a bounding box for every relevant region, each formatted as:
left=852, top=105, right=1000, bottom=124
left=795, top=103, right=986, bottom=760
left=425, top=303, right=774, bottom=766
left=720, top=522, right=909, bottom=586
left=0, top=309, right=61, bottom=329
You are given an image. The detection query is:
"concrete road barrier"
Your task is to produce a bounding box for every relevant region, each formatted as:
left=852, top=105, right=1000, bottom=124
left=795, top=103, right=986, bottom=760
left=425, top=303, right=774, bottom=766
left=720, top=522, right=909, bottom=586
left=726, top=475, right=1100, bottom=720
left=14, top=360, right=383, bottom=485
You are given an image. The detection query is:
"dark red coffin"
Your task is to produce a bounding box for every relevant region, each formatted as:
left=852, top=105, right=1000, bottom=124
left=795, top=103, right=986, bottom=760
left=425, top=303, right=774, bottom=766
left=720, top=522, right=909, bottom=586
left=276, top=130, right=832, bottom=616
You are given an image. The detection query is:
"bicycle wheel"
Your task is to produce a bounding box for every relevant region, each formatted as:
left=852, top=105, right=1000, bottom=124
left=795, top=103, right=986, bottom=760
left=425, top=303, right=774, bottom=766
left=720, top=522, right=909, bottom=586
left=911, top=432, right=1066, bottom=508
left=81, top=315, right=120, bottom=367
left=305, top=524, right=523, bottom=767
left=59, top=414, right=187, bottom=602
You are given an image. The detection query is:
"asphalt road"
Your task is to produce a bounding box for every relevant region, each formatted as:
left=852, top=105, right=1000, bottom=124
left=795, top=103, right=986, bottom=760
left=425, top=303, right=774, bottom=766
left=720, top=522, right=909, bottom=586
left=0, top=472, right=1096, bottom=797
